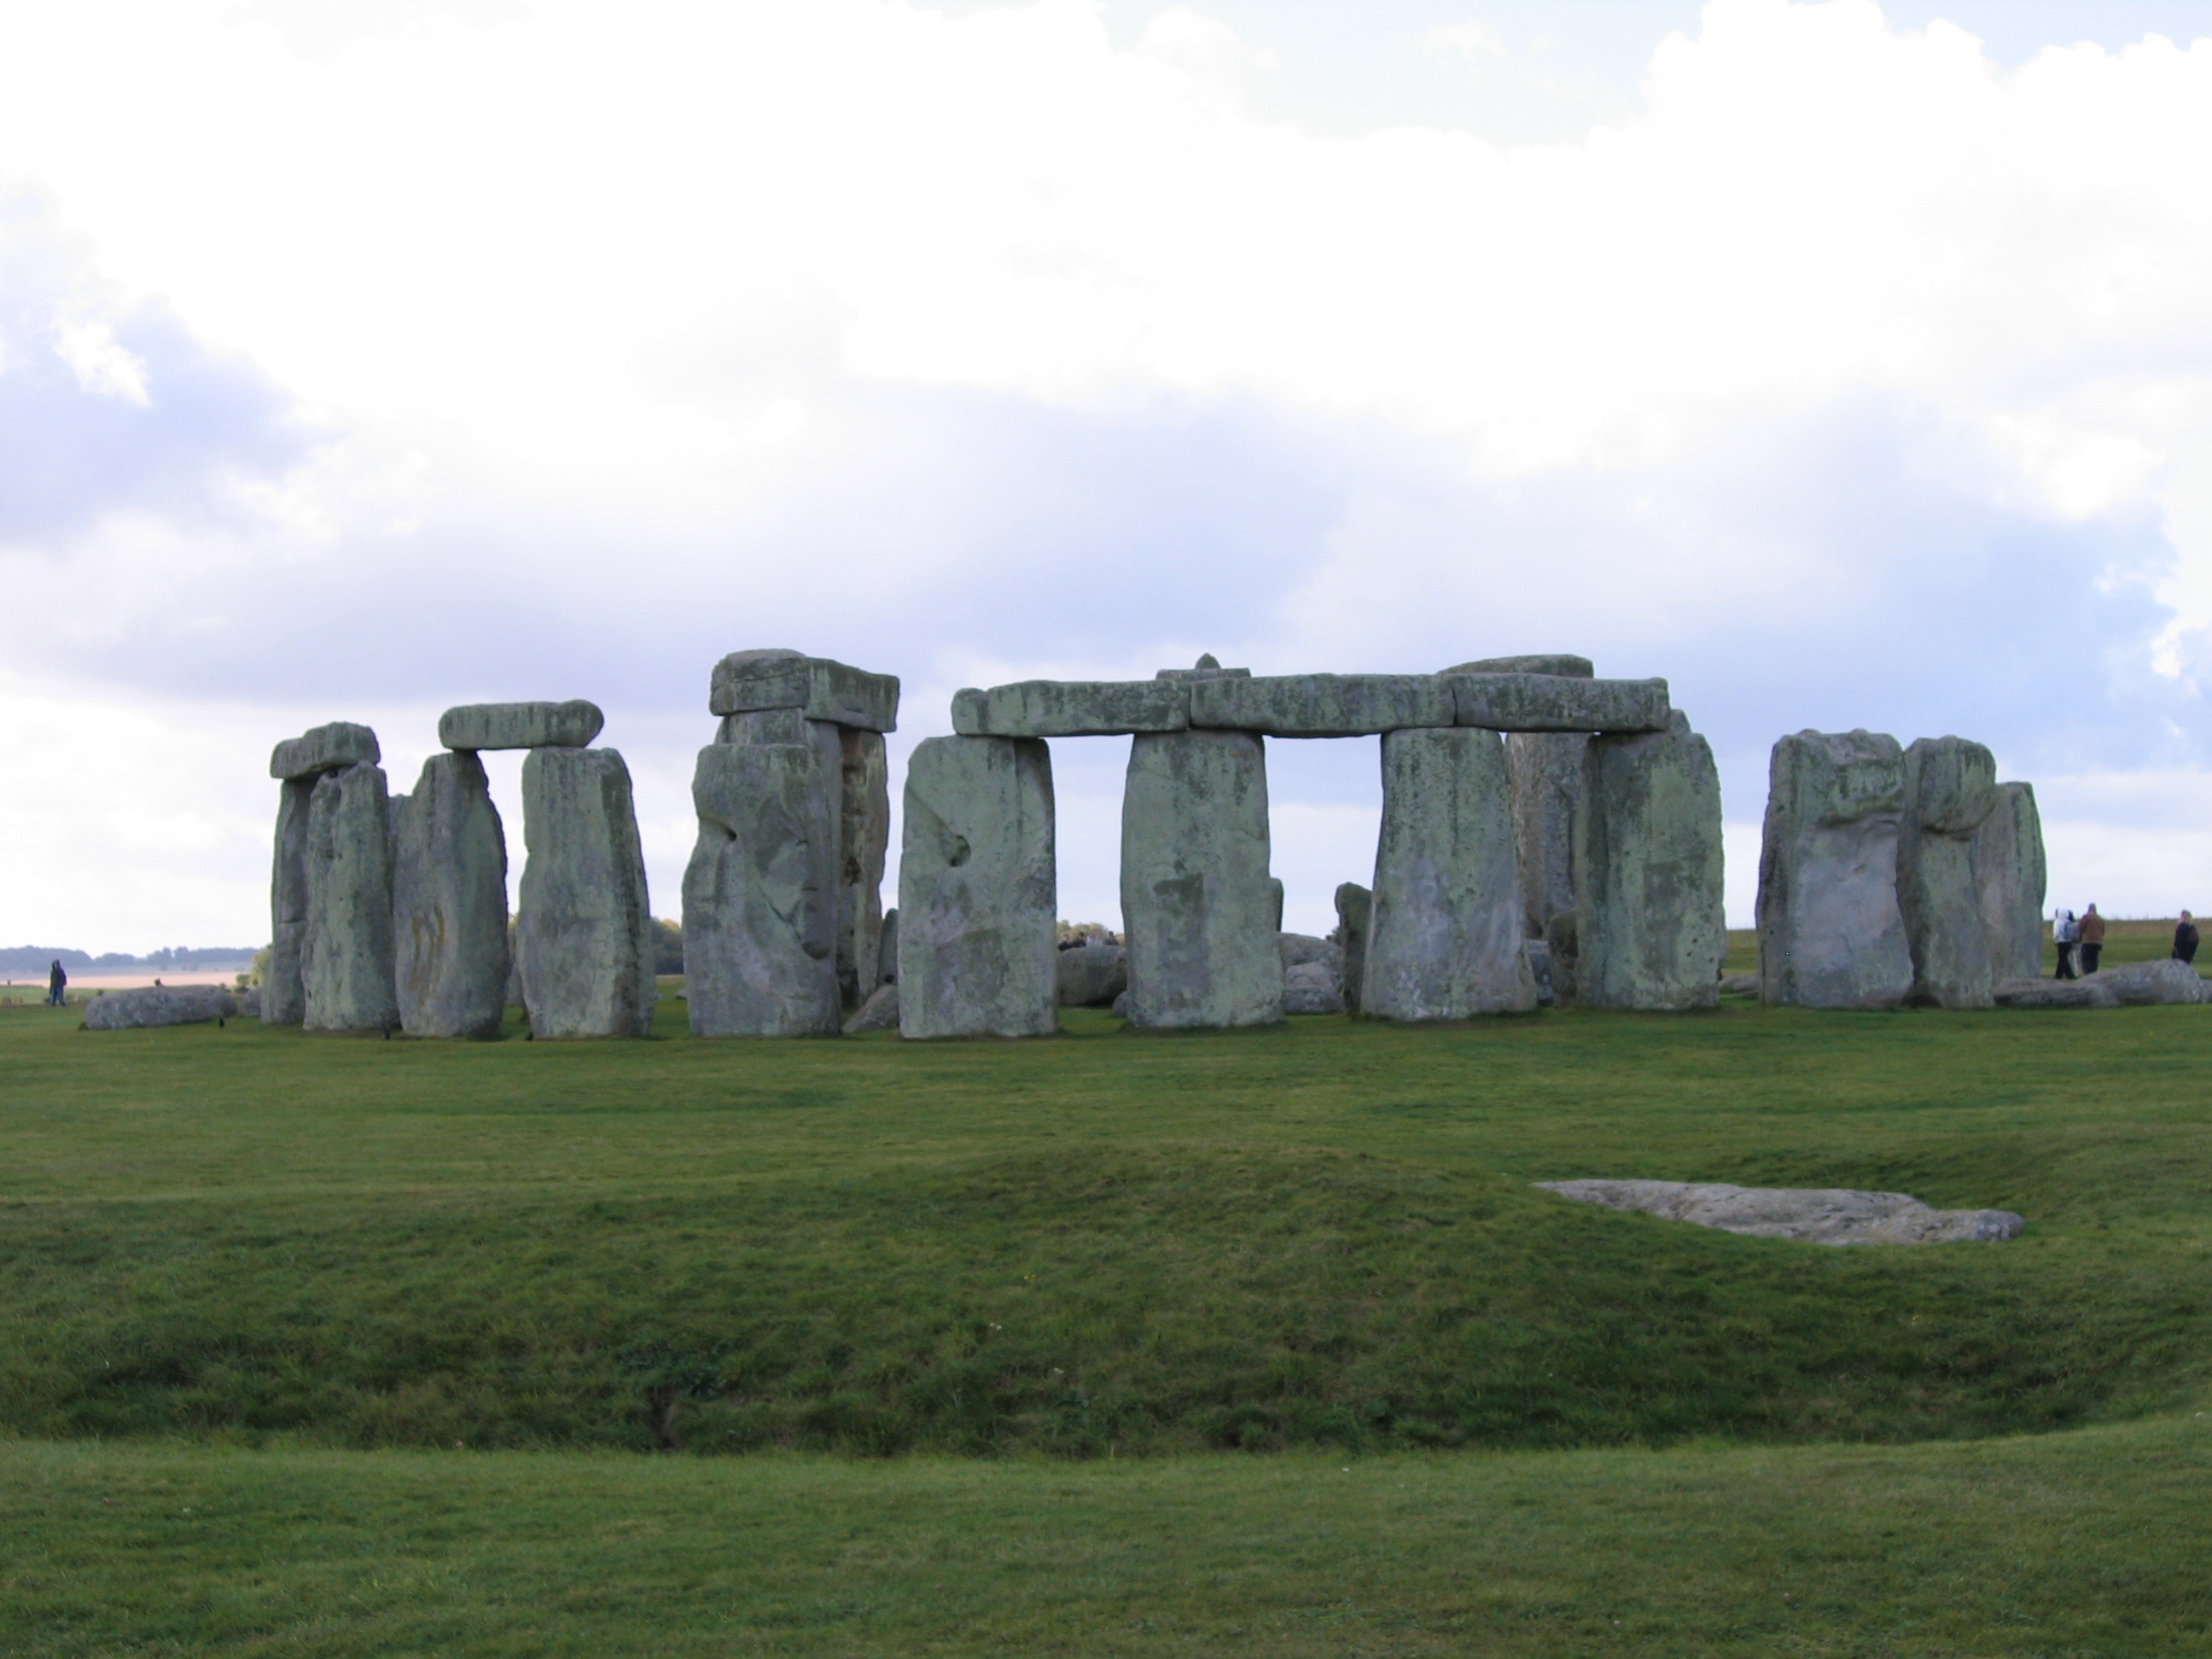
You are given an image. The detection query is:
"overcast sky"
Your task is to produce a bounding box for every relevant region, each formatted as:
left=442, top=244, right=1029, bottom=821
left=3, top=0, right=2210, bottom=951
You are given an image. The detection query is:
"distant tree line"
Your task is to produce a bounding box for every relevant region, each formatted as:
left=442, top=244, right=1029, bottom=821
left=0, top=945, right=263, bottom=975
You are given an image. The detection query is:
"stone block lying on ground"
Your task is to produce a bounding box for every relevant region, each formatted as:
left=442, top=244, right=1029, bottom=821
left=1441, top=655, right=1594, bottom=678
left=841, top=981, right=900, bottom=1033
left=709, top=649, right=899, bottom=732
left=1056, top=942, right=1129, bottom=1007
left=1899, top=736, right=2000, bottom=1009
left=1997, top=958, right=2212, bottom=1009
left=1538, top=1180, right=2025, bottom=1245
left=1278, top=932, right=1339, bottom=972
left=271, top=722, right=379, bottom=782
left=1719, top=973, right=1760, bottom=997
left=952, top=680, right=1190, bottom=738
left=1189, top=673, right=1453, bottom=736
left=1282, top=960, right=1345, bottom=1014
left=1443, top=674, right=1672, bottom=733
left=83, top=986, right=238, bottom=1029
left=438, top=700, right=603, bottom=751
left=1756, top=730, right=1912, bottom=1010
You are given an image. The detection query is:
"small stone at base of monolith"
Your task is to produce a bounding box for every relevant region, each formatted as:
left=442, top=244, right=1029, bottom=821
left=1538, top=1180, right=2024, bottom=1245
left=83, top=986, right=237, bottom=1030
left=517, top=747, right=657, bottom=1038
left=842, top=981, right=900, bottom=1033
left=1057, top=942, right=1128, bottom=1007
left=1283, top=960, right=1344, bottom=1014
left=302, top=761, right=399, bottom=1032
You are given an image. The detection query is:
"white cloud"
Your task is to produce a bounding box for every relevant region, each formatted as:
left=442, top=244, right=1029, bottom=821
left=54, top=320, right=149, bottom=404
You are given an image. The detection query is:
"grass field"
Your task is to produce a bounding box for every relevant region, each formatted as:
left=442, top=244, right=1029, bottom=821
left=3, top=983, right=2209, bottom=1653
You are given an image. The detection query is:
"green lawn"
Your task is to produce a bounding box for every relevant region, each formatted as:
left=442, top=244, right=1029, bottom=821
left=2, top=992, right=2209, bottom=1653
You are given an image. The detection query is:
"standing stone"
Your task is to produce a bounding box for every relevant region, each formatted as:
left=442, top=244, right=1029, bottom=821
left=390, top=751, right=509, bottom=1039
left=1755, top=731, right=1912, bottom=1010
left=1974, top=783, right=2047, bottom=982
left=516, top=748, right=656, bottom=1038
left=1578, top=713, right=1726, bottom=1010
left=265, top=777, right=315, bottom=1026
left=837, top=728, right=890, bottom=1013
left=1505, top=733, right=1590, bottom=942
left=1267, top=877, right=1285, bottom=933
left=682, top=742, right=841, bottom=1037
left=1363, top=727, right=1535, bottom=1020
left=898, top=736, right=1058, bottom=1039
left=878, top=908, right=899, bottom=986
left=1898, top=736, right=2000, bottom=1009
left=1121, top=729, right=1281, bottom=1029
left=301, top=761, right=399, bottom=1031
left=1334, top=882, right=1371, bottom=1015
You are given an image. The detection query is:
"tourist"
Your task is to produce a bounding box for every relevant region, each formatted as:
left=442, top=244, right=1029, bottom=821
left=47, top=959, right=66, bottom=1007
left=2176, top=911, right=2201, bottom=966
left=2079, top=904, right=2107, bottom=975
left=2052, top=908, right=2078, bottom=979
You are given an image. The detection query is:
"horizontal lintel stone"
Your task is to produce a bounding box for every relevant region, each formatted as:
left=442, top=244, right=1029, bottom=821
left=270, top=721, right=380, bottom=781
left=1190, top=672, right=1453, bottom=737
left=439, top=700, right=604, bottom=751
left=708, top=649, right=899, bottom=732
left=952, top=680, right=1190, bottom=738
left=1445, top=673, right=1672, bottom=733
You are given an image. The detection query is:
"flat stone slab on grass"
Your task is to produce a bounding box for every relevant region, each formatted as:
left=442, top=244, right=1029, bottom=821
left=438, top=701, right=603, bottom=751
left=83, top=986, right=238, bottom=1029
left=1443, top=673, right=1673, bottom=733
left=1189, top=673, right=1454, bottom=736
left=1996, top=958, right=2211, bottom=1009
left=953, top=679, right=1190, bottom=738
left=709, top=649, right=899, bottom=732
left=1539, top=1179, right=2024, bottom=1245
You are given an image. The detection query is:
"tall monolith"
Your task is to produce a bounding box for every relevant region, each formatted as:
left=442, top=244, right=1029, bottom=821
left=837, top=727, right=891, bottom=1012
left=1577, top=713, right=1726, bottom=1010
left=301, top=760, right=399, bottom=1030
left=1363, top=726, right=1534, bottom=1019
left=1334, top=882, right=1371, bottom=1016
left=1755, top=730, right=1912, bottom=1010
left=391, top=751, right=509, bottom=1039
left=516, top=747, right=656, bottom=1037
left=1899, top=736, right=1999, bottom=1008
left=266, top=721, right=380, bottom=1025
left=682, top=741, right=841, bottom=1037
left=1973, top=782, right=2046, bottom=982
left=898, top=735, right=1058, bottom=1039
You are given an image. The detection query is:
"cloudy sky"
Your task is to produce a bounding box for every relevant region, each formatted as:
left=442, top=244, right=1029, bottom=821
left=3, top=0, right=2210, bottom=951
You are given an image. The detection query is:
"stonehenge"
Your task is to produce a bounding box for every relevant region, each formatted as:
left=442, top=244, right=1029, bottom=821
left=301, top=760, right=399, bottom=1031
left=1576, top=713, right=1727, bottom=1011
left=391, top=751, right=509, bottom=1039
left=518, top=747, right=657, bottom=1038
left=1897, top=736, right=2000, bottom=1009
left=1974, top=783, right=2047, bottom=983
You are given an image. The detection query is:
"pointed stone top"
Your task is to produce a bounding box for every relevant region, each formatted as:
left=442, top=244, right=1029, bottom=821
left=1155, top=655, right=1249, bottom=682
left=1195, top=653, right=1220, bottom=670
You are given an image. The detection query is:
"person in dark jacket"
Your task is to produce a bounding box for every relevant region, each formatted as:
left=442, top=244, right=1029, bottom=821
left=2079, top=904, right=2107, bottom=975
left=2176, top=911, right=2200, bottom=965
left=47, top=960, right=67, bottom=1007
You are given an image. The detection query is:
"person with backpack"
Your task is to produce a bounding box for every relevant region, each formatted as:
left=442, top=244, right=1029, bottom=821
left=2052, top=909, right=2079, bottom=980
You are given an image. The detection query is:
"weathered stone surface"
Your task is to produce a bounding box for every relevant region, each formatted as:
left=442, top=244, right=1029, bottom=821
left=1994, top=975, right=2120, bottom=1010
left=952, top=680, right=1190, bottom=738
left=1278, top=932, right=1339, bottom=972
left=1445, top=674, right=1672, bottom=734
left=1899, top=736, right=2000, bottom=1009
left=682, top=742, right=841, bottom=1037
left=836, top=728, right=890, bottom=1013
left=438, top=700, right=603, bottom=751
left=391, top=751, right=509, bottom=1039
left=1121, top=729, right=1282, bottom=1029
left=264, top=777, right=315, bottom=1026
left=1267, top=878, right=1284, bottom=932
left=270, top=722, right=379, bottom=781
left=1974, top=783, right=2047, bottom=982
left=708, top=649, right=899, bottom=732
left=2093, top=958, right=2211, bottom=1005
left=84, top=985, right=237, bottom=1029
left=1441, top=655, right=1594, bottom=679
left=517, top=747, right=656, bottom=1038
left=1057, top=942, right=1129, bottom=1007
left=1363, top=726, right=1534, bottom=1020
left=1526, top=938, right=1557, bottom=1005
left=877, top=908, right=899, bottom=986
left=1544, top=911, right=1580, bottom=1007
left=1283, top=960, right=1345, bottom=1015
left=1189, top=673, right=1453, bottom=736
left=1719, top=972, right=1761, bottom=997
left=1578, top=714, right=1726, bottom=1011
left=1538, top=1180, right=2025, bottom=1245
left=1505, top=731, right=1588, bottom=944
left=1110, top=989, right=1130, bottom=1019
left=899, top=736, right=1058, bottom=1039
left=717, top=707, right=812, bottom=746
left=301, top=762, right=399, bottom=1031
left=1334, top=882, right=1371, bottom=1016
left=236, top=988, right=261, bottom=1018
left=1755, top=730, right=1913, bottom=1010
left=842, top=981, right=900, bottom=1033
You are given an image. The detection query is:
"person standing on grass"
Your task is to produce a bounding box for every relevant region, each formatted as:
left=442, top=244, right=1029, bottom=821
left=47, top=959, right=66, bottom=1007
left=2080, top=904, right=2107, bottom=975
left=2052, top=909, right=2079, bottom=979
left=2176, top=911, right=2200, bottom=965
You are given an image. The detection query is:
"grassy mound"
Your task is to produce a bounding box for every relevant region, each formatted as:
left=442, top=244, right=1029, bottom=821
left=2, top=998, right=2209, bottom=1456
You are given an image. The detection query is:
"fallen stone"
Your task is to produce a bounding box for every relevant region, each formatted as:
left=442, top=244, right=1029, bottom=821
left=270, top=721, right=379, bottom=781
left=1899, top=736, right=2000, bottom=1009
left=236, top=987, right=261, bottom=1018
left=1364, top=726, right=1535, bottom=1020
left=836, top=727, right=891, bottom=1013
left=302, top=762, right=399, bottom=1031
left=708, top=649, right=899, bottom=732
left=1283, top=960, right=1345, bottom=1014
left=1755, top=730, right=1913, bottom=1010
left=1057, top=941, right=1129, bottom=1007
left=516, top=747, right=657, bottom=1038
left=438, top=700, right=603, bottom=751
left=1278, top=932, right=1339, bottom=972
left=1538, top=1179, right=2025, bottom=1245
left=842, top=981, right=900, bottom=1033
left=1188, top=672, right=1453, bottom=736
left=2088, top=958, right=2212, bottom=1005
left=1994, top=976, right=2119, bottom=1010
left=1505, top=731, right=1588, bottom=947
left=1578, top=714, right=1726, bottom=1010
left=1441, top=655, right=1594, bottom=679
left=899, top=736, right=1059, bottom=1039
left=682, top=742, right=841, bottom=1037
left=391, top=751, right=509, bottom=1039
left=1974, top=782, right=2048, bottom=983
left=1121, top=729, right=1282, bottom=1029
left=264, top=776, right=316, bottom=1026
left=1719, top=972, right=1761, bottom=997
left=83, top=985, right=237, bottom=1030
left=952, top=679, right=1190, bottom=738
left=1110, top=989, right=1131, bottom=1019
left=1445, top=674, right=1672, bottom=734
left=1334, top=882, right=1371, bottom=1016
